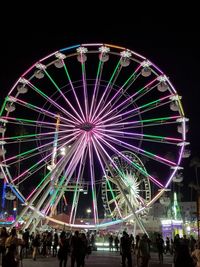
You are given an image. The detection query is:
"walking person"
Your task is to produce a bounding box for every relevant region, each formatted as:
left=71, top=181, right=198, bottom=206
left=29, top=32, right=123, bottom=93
left=156, top=234, right=164, bottom=264
left=57, top=231, right=70, bottom=267
left=120, top=231, right=132, bottom=267
left=32, top=233, right=40, bottom=261
left=0, top=227, right=9, bottom=266
left=137, top=233, right=150, bottom=267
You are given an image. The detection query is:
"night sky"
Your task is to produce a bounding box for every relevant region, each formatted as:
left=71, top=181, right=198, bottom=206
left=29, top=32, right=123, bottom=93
left=0, top=7, right=199, bottom=203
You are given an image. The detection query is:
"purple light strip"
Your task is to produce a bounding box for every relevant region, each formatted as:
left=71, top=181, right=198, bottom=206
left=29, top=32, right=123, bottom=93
left=92, top=64, right=143, bottom=123
left=1, top=116, right=75, bottom=129
left=96, top=131, right=177, bottom=166
left=2, top=130, right=80, bottom=164
left=88, top=135, right=98, bottom=224
left=96, top=115, right=181, bottom=128
left=81, top=43, right=103, bottom=46
left=90, top=59, right=122, bottom=122
left=95, top=128, right=183, bottom=143
left=62, top=60, right=86, bottom=121
left=11, top=132, right=81, bottom=182
left=69, top=151, right=86, bottom=224
left=93, top=75, right=158, bottom=124
left=94, top=133, right=164, bottom=188
left=89, top=60, right=102, bottom=121
left=96, top=94, right=172, bottom=126
left=28, top=80, right=84, bottom=124
left=91, top=136, right=123, bottom=218
left=11, top=96, right=77, bottom=125
left=81, top=59, right=89, bottom=121
left=26, top=133, right=84, bottom=202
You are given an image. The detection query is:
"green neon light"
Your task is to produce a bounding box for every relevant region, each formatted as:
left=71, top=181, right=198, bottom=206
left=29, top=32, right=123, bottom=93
left=0, top=98, right=8, bottom=116
left=63, top=63, right=72, bottom=82
left=44, top=70, right=61, bottom=92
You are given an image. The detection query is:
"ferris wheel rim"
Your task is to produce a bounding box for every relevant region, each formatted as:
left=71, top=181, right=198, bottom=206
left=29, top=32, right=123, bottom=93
left=0, top=43, right=188, bottom=229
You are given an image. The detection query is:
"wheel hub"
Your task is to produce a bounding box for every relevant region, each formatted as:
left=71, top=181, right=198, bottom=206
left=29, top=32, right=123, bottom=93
left=78, top=122, right=95, bottom=131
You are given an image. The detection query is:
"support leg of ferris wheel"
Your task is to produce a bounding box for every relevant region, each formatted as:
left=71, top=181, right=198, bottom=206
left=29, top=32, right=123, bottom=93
left=115, top=178, right=148, bottom=236
left=133, top=220, right=137, bottom=238
left=19, top=155, right=71, bottom=229
left=20, top=139, right=82, bottom=230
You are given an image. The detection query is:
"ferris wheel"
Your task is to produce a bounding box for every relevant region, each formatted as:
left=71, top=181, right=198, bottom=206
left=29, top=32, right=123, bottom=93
left=102, top=151, right=151, bottom=220
left=0, top=43, right=189, bottom=231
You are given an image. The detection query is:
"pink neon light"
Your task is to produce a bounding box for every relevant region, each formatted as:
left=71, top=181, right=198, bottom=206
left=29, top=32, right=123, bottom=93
left=93, top=75, right=158, bottom=124
left=91, top=137, right=122, bottom=218
left=91, top=64, right=142, bottom=123
left=28, top=81, right=84, bottom=124
left=94, top=133, right=164, bottom=188
left=96, top=131, right=176, bottom=166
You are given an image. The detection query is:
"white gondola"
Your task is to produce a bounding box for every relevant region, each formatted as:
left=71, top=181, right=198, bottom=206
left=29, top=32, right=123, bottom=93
left=5, top=104, right=16, bottom=112
left=54, top=59, right=64, bottom=68
left=177, top=124, right=189, bottom=133
left=182, top=149, right=191, bottom=158
left=157, top=82, right=168, bottom=92
left=17, top=85, right=28, bottom=94
left=0, top=126, right=6, bottom=133
left=0, top=148, right=6, bottom=156
left=34, top=70, right=44, bottom=79
left=170, top=102, right=179, bottom=111
left=77, top=54, right=87, bottom=63
left=141, top=67, right=151, bottom=77
left=99, top=53, right=109, bottom=62
left=5, top=191, right=16, bottom=200
left=173, top=172, right=183, bottom=183
left=120, top=58, right=130, bottom=67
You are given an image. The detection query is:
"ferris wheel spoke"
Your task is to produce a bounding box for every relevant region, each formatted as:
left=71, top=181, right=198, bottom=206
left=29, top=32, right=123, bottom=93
left=91, top=59, right=121, bottom=122
left=7, top=96, right=77, bottom=125
left=96, top=128, right=182, bottom=146
left=96, top=115, right=181, bottom=130
left=89, top=59, right=103, bottom=120
left=93, top=134, right=164, bottom=188
left=69, top=149, right=88, bottom=224
left=93, top=69, right=156, bottom=124
left=88, top=139, right=99, bottom=224
left=100, top=84, right=162, bottom=124
left=37, top=135, right=87, bottom=214
left=27, top=80, right=83, bottom=124
left=48, top=134, right=88, bottom=220
left=0, top=116, right=74, bottom=131
left=96, top=94, right=172, bottom=126
left=97, top=131, right=177, bottom=167
left=105, top=71, right=141, bottom=116
left=2, top=130, right=80, bottom=165
left=80, top=60, right=89, bottom=120
left=92, top=137, right=123, bottom=218
left=11, top=132, right=81, bottom=184
left=1, top=129, right=73, bottom=145
left=62, top=61, right=86, bottom=121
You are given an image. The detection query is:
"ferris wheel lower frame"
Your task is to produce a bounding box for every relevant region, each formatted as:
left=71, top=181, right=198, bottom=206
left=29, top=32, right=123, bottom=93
left=0, top=43, right=188, bottom=230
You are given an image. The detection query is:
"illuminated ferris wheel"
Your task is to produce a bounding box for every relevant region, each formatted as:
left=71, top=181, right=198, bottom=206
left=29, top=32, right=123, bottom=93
left=102, top=151, right=151, bottom=219
left=0, top=43, right=189, bottom=231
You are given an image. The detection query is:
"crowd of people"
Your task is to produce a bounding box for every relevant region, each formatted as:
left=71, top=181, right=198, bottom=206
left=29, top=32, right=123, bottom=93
left=0, top=226, right=200, bottom=267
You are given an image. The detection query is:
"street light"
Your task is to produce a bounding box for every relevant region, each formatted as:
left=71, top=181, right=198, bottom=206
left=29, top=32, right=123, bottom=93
left=86, top=208, right=92, bottom=218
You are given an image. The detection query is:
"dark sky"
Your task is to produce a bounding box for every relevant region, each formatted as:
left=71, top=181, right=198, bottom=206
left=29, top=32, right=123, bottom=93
left=0, top=8, right=199, bottom=201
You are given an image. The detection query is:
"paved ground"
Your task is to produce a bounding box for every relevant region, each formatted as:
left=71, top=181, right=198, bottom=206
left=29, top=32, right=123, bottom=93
left=20, top=251, right=173, bottom=267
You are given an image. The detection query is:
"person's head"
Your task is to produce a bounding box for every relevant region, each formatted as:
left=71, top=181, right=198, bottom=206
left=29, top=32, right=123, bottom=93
left=75, top=230, right=79, bottom=236
left=142, top=233, right=148, bottom=240
left=60, top=231, right=66, bottom=239
left=123, top=231, right=128, bottom=236
left=10, top=227, right=17, bottom=237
